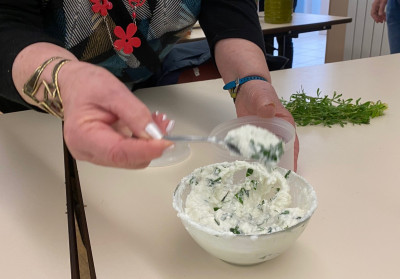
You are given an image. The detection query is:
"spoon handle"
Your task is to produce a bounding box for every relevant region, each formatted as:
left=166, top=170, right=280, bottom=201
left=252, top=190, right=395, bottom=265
left=164, top=135, right=242, bottom=155
left=163, top=135, right=217, bottom=143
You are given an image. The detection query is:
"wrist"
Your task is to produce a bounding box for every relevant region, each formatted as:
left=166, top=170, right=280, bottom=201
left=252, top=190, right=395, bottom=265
left=22, top=57, right=76, bottom=120
left=223, top=75, right=269, bottom=99
left=55, top=60, right=88, bottom=109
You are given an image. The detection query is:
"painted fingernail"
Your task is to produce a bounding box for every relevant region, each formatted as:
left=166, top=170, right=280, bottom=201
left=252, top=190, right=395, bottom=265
left=166, top=120, right=175, bottom=134
left=145, top=122, right=163, bottom=139
left=166, top=144, right=175, bottom=151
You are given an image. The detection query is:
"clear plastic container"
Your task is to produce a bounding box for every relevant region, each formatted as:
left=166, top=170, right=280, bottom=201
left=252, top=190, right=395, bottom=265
left=209, top=116, right=295, bottom=171
left=149, top=142, right=191, bottom=167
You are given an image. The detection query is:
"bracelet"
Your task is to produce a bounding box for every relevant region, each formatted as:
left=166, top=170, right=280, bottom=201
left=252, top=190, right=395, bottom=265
left=23, top=57, right=70, bottom=120
left=223, top=75, right=268, bottom=99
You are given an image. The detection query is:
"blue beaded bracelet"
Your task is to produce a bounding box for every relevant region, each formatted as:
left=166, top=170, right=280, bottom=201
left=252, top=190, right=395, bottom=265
left=223, top=76, right=268, bottom=99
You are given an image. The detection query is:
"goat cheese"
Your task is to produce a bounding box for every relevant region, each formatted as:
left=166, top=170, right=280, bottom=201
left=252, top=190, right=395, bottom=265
left=224, top=124, right=284, bottom=164
left=185, top=161, right=305, bottom=235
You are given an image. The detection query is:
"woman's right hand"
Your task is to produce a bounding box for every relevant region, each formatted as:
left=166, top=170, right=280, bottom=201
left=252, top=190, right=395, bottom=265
left=58, top=61, right=173, bottom=169
left=371, top=0, right=388, bottom=23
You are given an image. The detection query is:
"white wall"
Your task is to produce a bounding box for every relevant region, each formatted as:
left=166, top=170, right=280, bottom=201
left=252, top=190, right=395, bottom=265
left=320, top=0, right=330, bottom=14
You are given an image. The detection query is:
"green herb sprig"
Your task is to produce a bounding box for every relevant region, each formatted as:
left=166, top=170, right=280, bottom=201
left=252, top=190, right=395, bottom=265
left=281, top=88, right=388, bottom=127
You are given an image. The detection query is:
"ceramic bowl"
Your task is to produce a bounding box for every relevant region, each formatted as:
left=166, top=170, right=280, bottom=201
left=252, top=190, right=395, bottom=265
left=173, top=163, right=317, bottom=265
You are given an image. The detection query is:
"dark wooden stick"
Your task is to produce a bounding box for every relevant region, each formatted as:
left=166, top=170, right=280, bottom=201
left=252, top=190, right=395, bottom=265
left=63, top=129, right=97, bottom=278
left=63, top=138, right=80, bottom=279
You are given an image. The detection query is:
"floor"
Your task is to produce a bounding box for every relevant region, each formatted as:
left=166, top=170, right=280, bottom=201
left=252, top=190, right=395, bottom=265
left=292, top=31, right=327, bottom=68
left=269, top=31, right=327, bottom=69
left=76, top=218, right=91, bottom=279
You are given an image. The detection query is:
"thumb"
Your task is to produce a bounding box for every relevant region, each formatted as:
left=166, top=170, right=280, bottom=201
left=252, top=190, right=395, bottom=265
left=257, top=102, right=276, bottom=118
left=253, top=91, right=277, bottom=118
left=378, top=2, right=386, bottom=16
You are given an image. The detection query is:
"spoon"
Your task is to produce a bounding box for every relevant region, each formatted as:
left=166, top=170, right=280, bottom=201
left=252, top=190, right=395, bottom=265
left=164, top=132, right=284, bottom=166
left=163, top=135, right=241, bottom=155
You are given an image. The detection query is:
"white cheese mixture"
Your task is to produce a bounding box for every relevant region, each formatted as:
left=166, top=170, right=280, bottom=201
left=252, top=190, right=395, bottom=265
left=224, top=124, right=284, bottom=164
left=185, top=161, right=305, bottom=235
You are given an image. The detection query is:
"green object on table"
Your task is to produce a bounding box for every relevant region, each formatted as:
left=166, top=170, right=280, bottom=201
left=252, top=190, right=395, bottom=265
left=264, top=0, right=293, bottom=24
left=281, top=88, right=389, bottom=127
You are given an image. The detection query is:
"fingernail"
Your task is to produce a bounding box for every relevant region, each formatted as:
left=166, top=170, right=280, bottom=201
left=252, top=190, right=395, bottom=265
left=264, top=103, right=276, bottom=112
left=166, top=144, right=175, bottom=151
left=258, top=103, right=276, bottom=118
left=162, top=114, right=167, bottom=121
left=166, top=120, right=175, bottom=134
left=155, top=110, right=159, bottom=115
left=145, top=122, right=163, bottom=139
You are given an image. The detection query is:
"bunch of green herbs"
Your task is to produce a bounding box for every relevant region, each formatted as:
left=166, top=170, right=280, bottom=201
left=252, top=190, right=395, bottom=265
left=280, top=88, right=388, bottom=127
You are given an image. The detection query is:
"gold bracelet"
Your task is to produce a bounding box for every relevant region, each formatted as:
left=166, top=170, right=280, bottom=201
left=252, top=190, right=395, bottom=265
left=23, top=57, right=70, bottom=120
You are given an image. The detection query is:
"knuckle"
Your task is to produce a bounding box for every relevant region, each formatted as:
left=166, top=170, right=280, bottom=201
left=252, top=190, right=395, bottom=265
left=108, top=143, right=130, bottom=166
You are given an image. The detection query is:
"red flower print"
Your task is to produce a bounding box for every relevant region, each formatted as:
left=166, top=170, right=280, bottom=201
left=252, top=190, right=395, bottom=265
left=90, top=0, right=113, bottom=17
left=128, top=0, right=147, bottom=7
left=113, top=23, right=141, bottom=54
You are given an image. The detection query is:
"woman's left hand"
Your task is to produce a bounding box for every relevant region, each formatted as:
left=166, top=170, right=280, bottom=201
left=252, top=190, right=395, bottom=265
left=234, top=80, right=299, bottom=171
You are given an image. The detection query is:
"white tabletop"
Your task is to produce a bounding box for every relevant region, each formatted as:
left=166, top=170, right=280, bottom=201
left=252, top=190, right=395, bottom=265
left=1, top=54, right=399, bottom=279
left=0, top=114, right=70, bottom=278
left=181, top=13, right=352, bottom=42
left=82, top=54, right=398, bottom=278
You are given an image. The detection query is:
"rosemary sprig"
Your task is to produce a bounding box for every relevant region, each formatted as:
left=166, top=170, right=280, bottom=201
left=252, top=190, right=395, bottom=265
left=280, top=88, right=388, bottom=127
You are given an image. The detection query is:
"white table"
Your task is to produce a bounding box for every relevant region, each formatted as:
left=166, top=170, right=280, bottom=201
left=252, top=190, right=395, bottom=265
left=180, top=13, right=352, bottom=43
left=0, top=115, right=70, bottom=278
left=1, top=54, right=399, bottom=278
left=83, top=54, right=399, bottom=278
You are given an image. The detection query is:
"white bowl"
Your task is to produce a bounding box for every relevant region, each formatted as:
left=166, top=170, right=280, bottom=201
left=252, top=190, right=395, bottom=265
left=173, top=163, right=317, bottom=265
left=209, top=116, right=295, bottom=171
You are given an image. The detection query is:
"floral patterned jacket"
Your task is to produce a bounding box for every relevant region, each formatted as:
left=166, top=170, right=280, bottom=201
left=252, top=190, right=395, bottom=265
left=0, top=0, right=264, bottom=108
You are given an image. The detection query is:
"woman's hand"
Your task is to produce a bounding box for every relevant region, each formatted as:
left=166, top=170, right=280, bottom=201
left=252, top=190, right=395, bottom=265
left=213, top=38, right=299, bottom=171
left=234, top=80, right=299, bottom=171
left=58, top=61, right=173, bottom=169
left=371, top=0, right=388, bottom=23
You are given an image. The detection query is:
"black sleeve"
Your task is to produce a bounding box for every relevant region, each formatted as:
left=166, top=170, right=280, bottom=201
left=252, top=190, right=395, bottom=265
left=0, top=0, right=63, bottom=110
left=198, top=0, right=266, bottom=57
